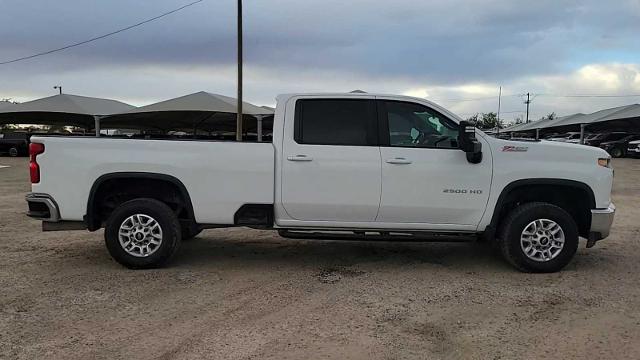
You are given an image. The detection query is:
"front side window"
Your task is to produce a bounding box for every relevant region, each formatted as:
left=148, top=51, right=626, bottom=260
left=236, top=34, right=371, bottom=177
left=294, top=99, right=376, bottom=146
left=383, top=101, right=459, bottom=149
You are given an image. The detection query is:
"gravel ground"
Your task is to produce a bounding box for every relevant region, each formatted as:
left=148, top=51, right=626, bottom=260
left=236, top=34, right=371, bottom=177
left=1, top=156, right=639, bottom=360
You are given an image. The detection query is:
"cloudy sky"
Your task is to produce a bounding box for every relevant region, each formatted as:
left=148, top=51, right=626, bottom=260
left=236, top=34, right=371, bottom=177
left=1, top=0, right=640, bottom=123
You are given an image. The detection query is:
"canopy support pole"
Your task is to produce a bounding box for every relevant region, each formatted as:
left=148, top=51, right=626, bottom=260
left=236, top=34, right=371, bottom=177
left=236, top=0, right=243, bottom=142
left=580, top=123, right=586, bottom=144
left=257, top=115, right=263, bottom=142
left=94, top=116, right=101, bottom=137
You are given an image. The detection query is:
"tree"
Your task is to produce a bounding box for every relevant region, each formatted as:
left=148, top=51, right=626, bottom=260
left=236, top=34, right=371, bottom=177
left=465, top=112, right=504, bottom=130
left=542, top=112, right=556, bottom=121
left=514, top=116, right=523, bottom=124
left=481, top=112, right=501, bottom=129
left=465, top=113, right=480, bottom=125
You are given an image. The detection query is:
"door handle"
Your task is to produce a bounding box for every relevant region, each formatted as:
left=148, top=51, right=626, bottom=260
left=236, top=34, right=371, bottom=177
left=287, top=155, right=313, bottom=162
left=386, top=157, right=412, bottom=164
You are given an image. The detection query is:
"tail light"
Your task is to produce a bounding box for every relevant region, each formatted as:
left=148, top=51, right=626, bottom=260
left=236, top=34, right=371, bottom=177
left=29, top=143, right=45, bottom=183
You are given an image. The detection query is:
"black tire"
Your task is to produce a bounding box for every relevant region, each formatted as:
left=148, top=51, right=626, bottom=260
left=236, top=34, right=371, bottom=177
left=498, top=202, right=579, bottom=273
left=181, top=226, right=202, bottom=241
left=104, top=198, right=182, bottom=269
left=9, top=147, right=18, bottom=157
left=610, top=147, right=623, bottom=158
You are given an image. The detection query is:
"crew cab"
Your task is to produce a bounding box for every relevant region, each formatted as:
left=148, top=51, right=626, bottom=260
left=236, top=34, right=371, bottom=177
left=25, top=93, right=616, bottom=272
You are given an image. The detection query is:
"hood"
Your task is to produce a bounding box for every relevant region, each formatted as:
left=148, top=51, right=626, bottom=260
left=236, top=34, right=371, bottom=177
left=490, top=137, right=610, bottom=161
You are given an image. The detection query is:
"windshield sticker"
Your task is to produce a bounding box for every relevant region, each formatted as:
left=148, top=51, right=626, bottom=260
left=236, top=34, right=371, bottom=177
left=502, top=146, right=528, bottom=152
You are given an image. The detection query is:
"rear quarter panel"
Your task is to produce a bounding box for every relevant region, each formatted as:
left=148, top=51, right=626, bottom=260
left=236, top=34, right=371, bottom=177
left=31, top=137, right=275, bottom=224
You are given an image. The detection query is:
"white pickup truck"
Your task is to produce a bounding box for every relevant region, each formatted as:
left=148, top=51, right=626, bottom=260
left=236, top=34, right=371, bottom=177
left=26, top=93, right=615, bottom=272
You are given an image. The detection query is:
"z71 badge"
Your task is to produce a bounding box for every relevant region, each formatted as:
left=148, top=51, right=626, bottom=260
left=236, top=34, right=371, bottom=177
left=502, top=145, right=528, bottom=152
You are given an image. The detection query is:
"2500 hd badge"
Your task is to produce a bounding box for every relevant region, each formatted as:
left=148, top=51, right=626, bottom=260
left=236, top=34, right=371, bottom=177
left=443, top=189, right=483, bottom=194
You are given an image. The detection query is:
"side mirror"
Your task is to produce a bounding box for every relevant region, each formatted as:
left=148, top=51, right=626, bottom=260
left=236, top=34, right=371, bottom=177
left=458, top=121, right=483, bottom=164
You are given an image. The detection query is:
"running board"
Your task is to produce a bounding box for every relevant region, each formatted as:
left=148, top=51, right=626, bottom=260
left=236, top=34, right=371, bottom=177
left=278, top=229, right=477, bottom=242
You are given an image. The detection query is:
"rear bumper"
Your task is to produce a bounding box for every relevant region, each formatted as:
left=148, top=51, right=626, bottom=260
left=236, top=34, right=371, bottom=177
left=26, top=193, right=60, bottom=222
left=589, top=203, right=615, bottom=242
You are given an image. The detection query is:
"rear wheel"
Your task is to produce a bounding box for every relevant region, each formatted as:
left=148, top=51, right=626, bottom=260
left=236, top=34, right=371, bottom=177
left=8, top=147, right=18, bottom=157
left=499, top=202, right=579, bottom=272
left=104, top=198, right=181, bottom=269
left=610, top=147, right=623, bottom=158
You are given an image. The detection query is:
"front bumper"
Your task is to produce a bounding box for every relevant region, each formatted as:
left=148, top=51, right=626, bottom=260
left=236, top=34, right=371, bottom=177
left=588, top=203, right=615, bottom=243
left=26, top=193, right=60, bottom=222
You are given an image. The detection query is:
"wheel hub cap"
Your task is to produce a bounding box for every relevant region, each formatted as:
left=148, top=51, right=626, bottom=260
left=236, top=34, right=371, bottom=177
left=520, top=219, right=565, bottom=262
left=118, top=214, right=163, bottom=257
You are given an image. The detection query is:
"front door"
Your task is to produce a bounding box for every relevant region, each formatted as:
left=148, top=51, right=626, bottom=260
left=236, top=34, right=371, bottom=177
left=280, top=97, right=382, bottom=222
left=376, top=99, right=492, bottom=229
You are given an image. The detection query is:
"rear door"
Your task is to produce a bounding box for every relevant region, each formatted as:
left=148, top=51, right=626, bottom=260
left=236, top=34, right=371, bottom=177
left=280, top=97, right=382, bottom=222
left=376, top=99, right=492, bottom=229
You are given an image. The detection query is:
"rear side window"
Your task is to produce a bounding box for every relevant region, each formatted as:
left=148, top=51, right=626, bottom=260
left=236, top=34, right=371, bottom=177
left=294, top=99, right=376, bottom=146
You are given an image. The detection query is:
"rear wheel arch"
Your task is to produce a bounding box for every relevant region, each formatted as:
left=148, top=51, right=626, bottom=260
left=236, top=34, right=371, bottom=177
left=86, top=172, right=195, bottom=231
left=488, top=179, right=595, bottom=239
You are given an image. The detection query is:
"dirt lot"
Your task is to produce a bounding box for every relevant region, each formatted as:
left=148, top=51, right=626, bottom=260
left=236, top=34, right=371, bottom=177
left=1, top=156, right=639, bottom=360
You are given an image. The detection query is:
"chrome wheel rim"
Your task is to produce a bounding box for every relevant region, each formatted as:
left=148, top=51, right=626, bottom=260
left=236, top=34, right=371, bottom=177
left=118, top=214, right=163, bottom=257
left=520, top=219, right=565, bottom=262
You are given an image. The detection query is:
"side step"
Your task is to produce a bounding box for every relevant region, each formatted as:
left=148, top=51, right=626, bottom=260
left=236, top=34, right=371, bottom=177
left=278, top=229, right=477, bottom=242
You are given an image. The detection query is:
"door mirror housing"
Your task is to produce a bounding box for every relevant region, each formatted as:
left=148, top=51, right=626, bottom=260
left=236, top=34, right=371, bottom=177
left=458, top=121, right=482, bottom=164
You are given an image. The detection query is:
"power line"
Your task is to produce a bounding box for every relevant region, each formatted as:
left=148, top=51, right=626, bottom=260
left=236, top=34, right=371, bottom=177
left=0, top=0, right=204, bottom=65
left=435, top=93, right=640, bottom=103
left=431, top=94, right=521, bottom=102
left=538, top=93, right=640, bottom=98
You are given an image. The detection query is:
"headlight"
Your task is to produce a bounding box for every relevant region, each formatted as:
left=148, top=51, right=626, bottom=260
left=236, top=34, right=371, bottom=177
left=598, top=158, right=611, bottom=168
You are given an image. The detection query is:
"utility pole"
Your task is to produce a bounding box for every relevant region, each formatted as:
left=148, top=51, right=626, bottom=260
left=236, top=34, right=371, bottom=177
left=235, top=0, right=243, bottom=142
left=524, top=92, right=531, bottom=123
left=54, top=86, right=62, bottom=94
left=496, top=86, right=502, bottom=134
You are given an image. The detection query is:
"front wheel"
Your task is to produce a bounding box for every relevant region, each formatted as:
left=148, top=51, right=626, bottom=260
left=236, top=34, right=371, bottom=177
left=499, top=202, right=579, bottom=273
left=104, top=198, right=182, bottom=269
left=610, top=147, right=623, bottom=158
left=9, top=147, right=18, bottom=157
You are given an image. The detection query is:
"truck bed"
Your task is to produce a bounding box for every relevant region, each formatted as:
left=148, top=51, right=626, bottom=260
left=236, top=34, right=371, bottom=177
left=31, top=136, right=275, bottom=224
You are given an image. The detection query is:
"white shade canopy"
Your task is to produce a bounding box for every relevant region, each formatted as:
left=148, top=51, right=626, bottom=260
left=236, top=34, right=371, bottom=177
left=535, top=113, right=586, bottom=130
left=503, top=103, right=640, bottom=133
left=114, top=91, right=273, bottom=116
left=101, top=91, right=274, bottom=133
left=0, top=94, right=135, bottom=128
left=0, top=101, right=14, bottom=110
left=595, top=104, right=640, bottom=123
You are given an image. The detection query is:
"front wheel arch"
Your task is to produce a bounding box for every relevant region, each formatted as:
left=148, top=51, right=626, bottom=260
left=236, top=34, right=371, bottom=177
left=487, top=179, right=595, bottom=239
